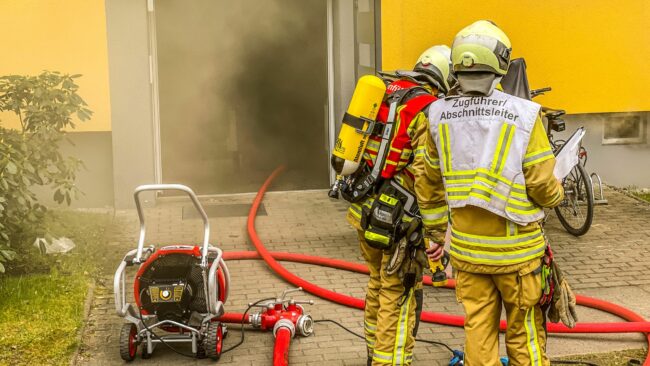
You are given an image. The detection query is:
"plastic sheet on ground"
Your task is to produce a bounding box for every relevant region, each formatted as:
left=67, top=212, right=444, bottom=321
left=33, top=237, right=76, bottom=254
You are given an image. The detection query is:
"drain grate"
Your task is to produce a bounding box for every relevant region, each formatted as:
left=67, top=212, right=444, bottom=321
left=182, top=203, right=267, bottom=219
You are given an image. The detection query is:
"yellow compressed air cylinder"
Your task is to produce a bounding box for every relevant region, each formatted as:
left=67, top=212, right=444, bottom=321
left=331, top=75, right=386, bottom=176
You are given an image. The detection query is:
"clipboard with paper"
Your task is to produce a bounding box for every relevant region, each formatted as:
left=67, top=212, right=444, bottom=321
left=553, top=127, right=586, bottom=180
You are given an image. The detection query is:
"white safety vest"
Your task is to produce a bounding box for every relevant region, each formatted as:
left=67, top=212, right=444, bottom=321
left=428, top=90, right=544, bottom=226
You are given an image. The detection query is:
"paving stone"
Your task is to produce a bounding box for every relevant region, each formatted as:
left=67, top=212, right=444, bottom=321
left=77, top=187, right=650, bottom=365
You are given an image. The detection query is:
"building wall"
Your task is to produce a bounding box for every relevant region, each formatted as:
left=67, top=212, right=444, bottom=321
left=0, top=0, right=112, bottom=131
left=560, top=114, right=650, bottom=188
left=105, top=0, right=157, bottom=208
left=381, top=0, right=650, bottom=114
left=31, top=132, right=114, bottom=208
left=104, top=0, right=361, bottom=205
left=332, top=0, right=360, bottom=150
left=0, top=0, right=114, bottom=207
left=380, top=0, right=650, bottom=187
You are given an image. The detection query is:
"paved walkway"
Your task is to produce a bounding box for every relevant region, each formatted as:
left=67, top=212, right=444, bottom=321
left=75, top=187, right=650, bottom=365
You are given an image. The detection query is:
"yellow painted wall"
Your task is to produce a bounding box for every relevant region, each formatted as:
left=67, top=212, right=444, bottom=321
left=381, top=0, right=650, bottom=114
left=0, top=0, right=111, bottom=132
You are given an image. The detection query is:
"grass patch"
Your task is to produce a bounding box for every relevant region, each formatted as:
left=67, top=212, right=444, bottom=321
left=0, top=210, right=112, bottom=366
left=0, top=272, right=88, bottom=365
left=632, top=192, right=650, bottom=203
left=621, top=186, right=650, bottom=204
left=555, top=348, right=647, bottom=365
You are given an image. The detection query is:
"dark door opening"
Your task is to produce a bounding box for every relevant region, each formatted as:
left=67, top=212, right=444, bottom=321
left=155, top=0, right=329, bottom=194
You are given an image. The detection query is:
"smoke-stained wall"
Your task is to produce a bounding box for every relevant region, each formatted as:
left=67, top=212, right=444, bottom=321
left=156, top=0, right=328, bottom=194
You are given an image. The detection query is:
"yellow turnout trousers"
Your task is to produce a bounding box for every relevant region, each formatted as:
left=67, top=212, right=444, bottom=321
left=359, top=231, right=421, bottom=366
left=455, top=267, right=550, bottom=366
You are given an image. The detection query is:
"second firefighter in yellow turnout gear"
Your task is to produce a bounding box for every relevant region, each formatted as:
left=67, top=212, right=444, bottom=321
left=345, top=45, right=452, bottom=366
left=358, top=232, right=419, bottom=365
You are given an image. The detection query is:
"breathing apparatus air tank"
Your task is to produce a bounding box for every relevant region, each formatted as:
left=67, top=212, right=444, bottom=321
left=329, top=75, right=386, bottom=198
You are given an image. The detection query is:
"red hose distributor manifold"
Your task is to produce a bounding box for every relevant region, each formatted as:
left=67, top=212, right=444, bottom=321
left=247, top=287, right=315, bottom=366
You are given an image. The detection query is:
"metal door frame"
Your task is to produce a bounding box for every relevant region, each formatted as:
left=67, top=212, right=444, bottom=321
left=146, top=0, right=162, bottom=184
left=326, top=0, right=336, bottom=184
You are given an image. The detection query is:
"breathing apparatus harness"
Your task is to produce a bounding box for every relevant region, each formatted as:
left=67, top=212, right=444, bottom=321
left=340, top=84, right=428, bottom=204
left=340, top=80, right=432, bottom=251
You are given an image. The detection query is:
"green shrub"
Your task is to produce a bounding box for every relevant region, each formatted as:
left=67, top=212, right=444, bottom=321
left=0, top=71, right=92, bottom=273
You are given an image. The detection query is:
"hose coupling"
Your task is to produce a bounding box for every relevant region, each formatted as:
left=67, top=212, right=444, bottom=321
left=249, top=313, right=263, bottom=328
left=296, top=314, right=314, bottom=337
left=273, top=319, right=295, bottom=338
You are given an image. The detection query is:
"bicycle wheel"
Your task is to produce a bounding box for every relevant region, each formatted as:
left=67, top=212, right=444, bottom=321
left=554, top=163, right=594, bottom=236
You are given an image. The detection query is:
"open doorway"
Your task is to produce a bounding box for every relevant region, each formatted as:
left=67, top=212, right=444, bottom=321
left=152, top=0, right=330, bottom=194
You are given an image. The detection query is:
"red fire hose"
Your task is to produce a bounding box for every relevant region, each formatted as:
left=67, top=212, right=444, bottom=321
left=220, top=251, right=650, bottom=333
left=218, top=312, right=248, bottom=324
left=273, top=326, right=292, bottom=366
left=218, top=166, right=650, bottom=365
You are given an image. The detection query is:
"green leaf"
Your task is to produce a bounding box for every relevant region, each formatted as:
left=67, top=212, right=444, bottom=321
left=0, top=250, right=15, bottom=261
left=0, top=262, right=5, bottom=273
left=76, top=109, right=91, bottom=121
left=5, top=161, right=17, bottom=174
left=53, top=189, right=63, bottom=203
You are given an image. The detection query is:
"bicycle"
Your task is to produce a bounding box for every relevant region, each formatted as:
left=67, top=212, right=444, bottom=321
left=531, top=87, right=594, bottom=236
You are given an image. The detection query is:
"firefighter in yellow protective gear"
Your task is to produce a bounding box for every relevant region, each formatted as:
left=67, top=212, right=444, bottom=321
left=345, top=45, right=451, bottom=366
left=414, top=21, right=565, bottom=365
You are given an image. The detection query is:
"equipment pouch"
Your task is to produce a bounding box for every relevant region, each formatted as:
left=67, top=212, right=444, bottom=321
left=361, top=184, right=405, bottom=250
left=363, top=225, right=394, bottom=250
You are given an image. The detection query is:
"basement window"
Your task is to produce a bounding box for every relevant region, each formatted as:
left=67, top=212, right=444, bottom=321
left=602, top=113, right=647, bottom=145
